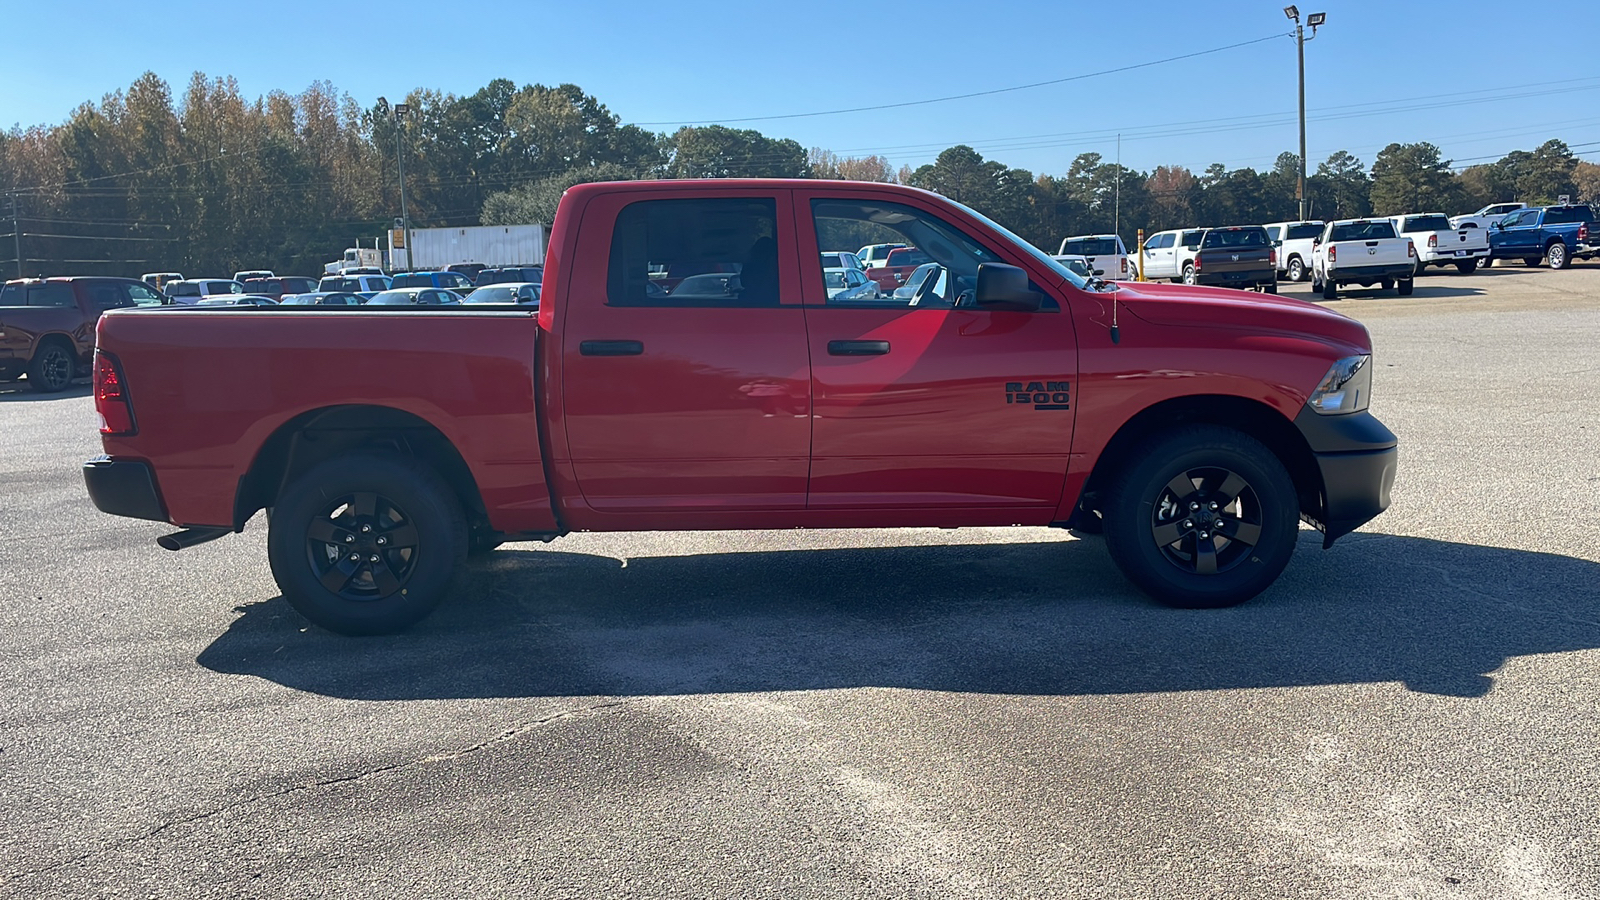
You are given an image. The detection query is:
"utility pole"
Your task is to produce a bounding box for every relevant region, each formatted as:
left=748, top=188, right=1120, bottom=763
left=376, top=97, right=415, bottom=273
left=1284, top=7, right=1326, bottom=221
left=8, top=193, right=22, bottom=280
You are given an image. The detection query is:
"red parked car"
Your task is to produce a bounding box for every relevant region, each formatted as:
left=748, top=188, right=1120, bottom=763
left=84, top=180, right=1396, bottom=634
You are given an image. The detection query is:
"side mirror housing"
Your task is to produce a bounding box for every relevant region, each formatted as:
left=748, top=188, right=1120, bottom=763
left=1092, top=268, right=1105, bottom=276
left=974, top=263, right=1042, bottom=311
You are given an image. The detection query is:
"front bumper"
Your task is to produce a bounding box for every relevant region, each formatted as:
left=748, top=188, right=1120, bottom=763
left=1293, top=409, right=1397, bottom=547
left=83, top=456, right=168, bottom=522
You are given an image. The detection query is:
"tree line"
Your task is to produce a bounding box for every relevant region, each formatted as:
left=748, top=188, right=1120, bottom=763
left=2, top=72, right=1596, bottom=279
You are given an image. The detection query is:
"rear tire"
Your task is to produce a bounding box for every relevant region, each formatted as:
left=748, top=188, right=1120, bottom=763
left=1102, top=425, right=1298, bottom=609
left=1262, top=282, right=1278, bottom=294
left=1547, top=242, right=1568, bottom=270
left=1286, top=257, right=1305, bottom=282
left=1455, top=259, right=1478, bottom=274
left=1182, top=263, right=1196, bottom=285
left=1321, top=278, right=1338, bottom=300
left=1381, top=278, right=1394, bottom=291
left=267, top=453, right=467, bottom=635
left=1398, top=278, right=1415, bottom=296
left=1414, top=260, right=1427, bottom=278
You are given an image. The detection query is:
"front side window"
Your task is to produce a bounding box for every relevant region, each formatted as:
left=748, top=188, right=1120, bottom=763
left=811, top=198, right=1016, bottom=307
left=608, top=198, right=780, bottom=306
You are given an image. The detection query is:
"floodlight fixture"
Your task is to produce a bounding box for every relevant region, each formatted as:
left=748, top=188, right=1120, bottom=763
left=1283, top=5, right=1299, bottom=19
left=1306, top=11, right=1326, bottom=26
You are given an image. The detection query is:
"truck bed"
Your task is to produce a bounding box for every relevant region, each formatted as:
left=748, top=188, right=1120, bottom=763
left=93, top=307, right=555, bottom=533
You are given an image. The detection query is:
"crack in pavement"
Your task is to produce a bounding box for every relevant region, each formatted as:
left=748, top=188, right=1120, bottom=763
left=1, top=697, right=644, bottom=885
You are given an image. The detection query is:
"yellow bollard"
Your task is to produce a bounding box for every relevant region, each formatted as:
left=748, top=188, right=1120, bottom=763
left=1136, top=228, right=1146, bottom=282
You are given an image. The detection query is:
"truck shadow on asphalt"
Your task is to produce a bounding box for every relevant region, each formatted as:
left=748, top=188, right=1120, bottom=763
left=196, top=531, right=1600, bottom=701
left=0, top=381, right=91, bottom=401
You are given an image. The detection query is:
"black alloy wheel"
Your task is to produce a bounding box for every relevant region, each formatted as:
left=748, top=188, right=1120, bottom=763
left=1146, top=467, right=1263, bottom=577
left=268, top=453, right=466, bottom=635
left=1103, top=425, right=1298, bottom=609
left=27, top=343, right=74, bottom=393
left=306, top=492, right=420, bottom=601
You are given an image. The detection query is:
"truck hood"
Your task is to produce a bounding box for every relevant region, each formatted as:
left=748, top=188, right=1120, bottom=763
left=1108, top=280, right=1371, bottom=352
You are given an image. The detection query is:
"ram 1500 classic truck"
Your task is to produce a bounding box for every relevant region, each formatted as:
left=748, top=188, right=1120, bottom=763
left=1389, top=213, right=1490, bottom=275
left=1310, top=219, right=1417, bottom=300
left=83, top=179, right=1398, bottom=635
left=1486, top=204, right=1597, bottom=269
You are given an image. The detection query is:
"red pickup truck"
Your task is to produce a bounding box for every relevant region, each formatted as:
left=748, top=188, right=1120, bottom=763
left=865, top=246, right=933, bottom=293
left=84, top=179, right=1397, bottom=635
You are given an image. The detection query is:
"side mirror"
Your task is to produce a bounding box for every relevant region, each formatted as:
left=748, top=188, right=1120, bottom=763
left=1312, top=237, right=1321, bottom=246
left=1093, top=268, right=1105, bottom=276
left=1494, top=221, right=1505, bottom=230
left=974, top=263, right=1042, bottom=312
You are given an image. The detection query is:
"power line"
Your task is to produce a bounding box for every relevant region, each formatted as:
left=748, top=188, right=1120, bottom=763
left=634, top=33, right=1287, bottom=126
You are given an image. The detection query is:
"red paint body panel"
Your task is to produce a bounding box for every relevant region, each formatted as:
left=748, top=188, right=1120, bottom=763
left=94, top=179, right=1375, bottom=540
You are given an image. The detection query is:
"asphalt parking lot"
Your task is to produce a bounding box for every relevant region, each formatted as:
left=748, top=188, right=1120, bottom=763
left=3, top=264, right=1598, bottom=898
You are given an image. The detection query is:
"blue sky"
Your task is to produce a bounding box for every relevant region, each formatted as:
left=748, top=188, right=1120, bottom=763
left=4, top=0, right=1598, bottom=178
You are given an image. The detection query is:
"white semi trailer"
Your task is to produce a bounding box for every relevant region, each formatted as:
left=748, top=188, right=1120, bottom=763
left=387, top=224, right=546, bottom=272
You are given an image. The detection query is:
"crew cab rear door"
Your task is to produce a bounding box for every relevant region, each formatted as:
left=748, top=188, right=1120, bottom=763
left=796, top=190, right=1076, bottom=515
left=558, top=187, right=812, bottom=513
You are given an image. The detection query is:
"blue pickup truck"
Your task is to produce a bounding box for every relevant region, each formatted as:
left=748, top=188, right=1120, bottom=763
left=1486, top=204, right=1596, bottom=269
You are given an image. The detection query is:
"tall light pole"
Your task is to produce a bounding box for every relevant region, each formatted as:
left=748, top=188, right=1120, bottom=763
left=1284, top=7, right=1325, bottom=221
left=376, top=97, right=414, bottom=272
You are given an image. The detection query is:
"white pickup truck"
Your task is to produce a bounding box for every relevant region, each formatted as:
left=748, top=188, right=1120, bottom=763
left=1310, top=219, right=1417, bottom=300
left=1264, top=220, right=1325, bottom=282
left=1389, top=213, right=1490, bottom=276
left=1449, top=202, right=1526, bottom=232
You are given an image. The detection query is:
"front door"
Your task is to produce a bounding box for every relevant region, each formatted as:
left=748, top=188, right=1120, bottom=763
left=1494, top=210, right=1538, bottom=259
left=798, top=191, right=1077, bottom=516
left=560, top=190, right=812, bottom=513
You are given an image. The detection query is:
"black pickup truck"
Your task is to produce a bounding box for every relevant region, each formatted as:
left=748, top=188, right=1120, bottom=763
left=0, top=277, right=163, bottom=392
left=1190, top=225, right=1278, bottom=293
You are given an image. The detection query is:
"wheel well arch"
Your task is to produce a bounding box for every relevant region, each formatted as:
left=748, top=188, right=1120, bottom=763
left=1076, top=394, right=1324, bottom=526
left=233, top=404, right=490, bottom=538
left=31, top=332, right=76, bottom=360
left=1545, top=236, right=1565, bottom=249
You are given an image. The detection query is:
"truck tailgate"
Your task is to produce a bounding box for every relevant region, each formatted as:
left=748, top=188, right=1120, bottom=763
left=95, top=308, right=556, bottom=533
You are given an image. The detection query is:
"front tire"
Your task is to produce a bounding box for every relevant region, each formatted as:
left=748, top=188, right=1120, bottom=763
left=1524, top=257, right=1542, bottom=267
left=267, top=453, right=467, bottom=635
left=1547, top=243, right=1568, bottom=270
left=26, top=342, right=75, bottom=393
left=1102, top=426, right=1298, bottom=609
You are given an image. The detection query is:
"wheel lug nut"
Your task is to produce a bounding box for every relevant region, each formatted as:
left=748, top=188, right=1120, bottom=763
left=360, top=524, right=372, bottom=533
left=1208, top=502, right=1218, bottom=510
left=349, top=553, right=360, bottom=561
left=376, top=536, right=387, bottom=545
left=1200, top=531, right=1210, bottom=540
left=369, top=554, right=380, bottom=563
left=1189, top=502, right=1199, bottom=511
left=1183, top=519, right=1193, bottom=528
left=344, top=534, right=355, bottom=543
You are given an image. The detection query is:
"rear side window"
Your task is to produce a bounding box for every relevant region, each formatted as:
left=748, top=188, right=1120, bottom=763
left=1285, top=223, right=1323, bottom=240
left=86, top=282, right=129, bottom=310
left=28, top=284, right=77, bottom=307
left=391, top=273, right=426, bottom=288
left=169, top=282, right=201, bottom=297
left=1180, top=231, right=1204, bottom=249
left=607, top=198, right=780, bottom=306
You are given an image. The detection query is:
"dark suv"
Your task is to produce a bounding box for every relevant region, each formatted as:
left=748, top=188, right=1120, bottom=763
left=473, top=266, right=544, bottom=287
left=0, top=277, right=164, bottom=392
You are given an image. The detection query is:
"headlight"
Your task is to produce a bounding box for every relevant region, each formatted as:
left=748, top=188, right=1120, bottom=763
left=1307, top=355, right=1371, bottom=415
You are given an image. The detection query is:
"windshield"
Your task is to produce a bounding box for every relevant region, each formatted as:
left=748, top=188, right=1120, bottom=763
left=943, top=197, right=1091, bottom=290
left=1401, top=215, right=1452, bottom=232
left=1329, top=221, right=1398, bottom=241
left=367, top=291, right=416, bottom=305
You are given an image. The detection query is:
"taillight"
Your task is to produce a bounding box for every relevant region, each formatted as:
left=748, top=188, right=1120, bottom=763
left=1581, top=224, right=1590, bottom=242
left=1407, top=242, right=1416, bottom=258
left=1328, top=246, right=1337, bottom=263
left=1428, top=234, right=1437, bottom=248
left=1193, top=256, right=1202, bottom=271
left=1270, top=248, right=1277, bottom=267
left=1120, top=258, right=1128, bottom=274
left=95, top=351, right=136, bottom=436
